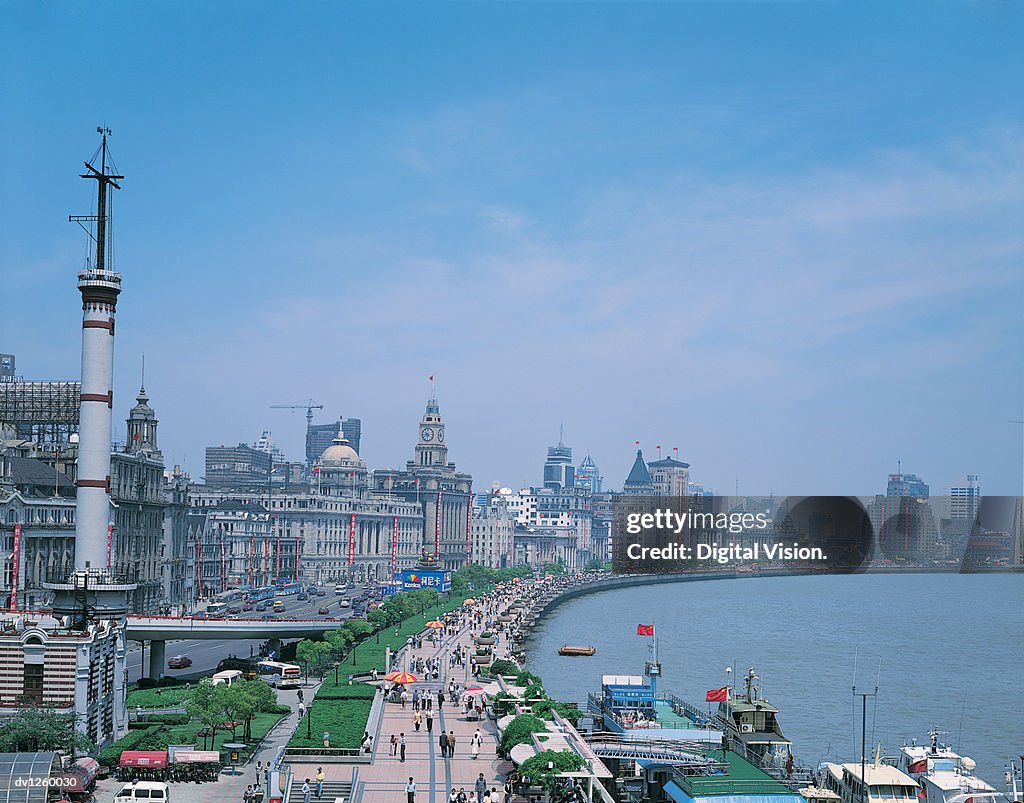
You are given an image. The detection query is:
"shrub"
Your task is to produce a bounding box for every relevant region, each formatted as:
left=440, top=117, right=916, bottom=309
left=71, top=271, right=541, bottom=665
left=519, top=750, right=585, bottom=791
left=98, top=725, right=166, bottom=767
left=531, top=699, right=581, bottom=726
left=498, top=714, right=547, bottom=756
left=489, top=659, right=520, bottom=677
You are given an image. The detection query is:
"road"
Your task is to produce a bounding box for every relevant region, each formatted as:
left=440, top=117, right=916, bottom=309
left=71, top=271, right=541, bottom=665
left=126, top=587, right=365, bottom=683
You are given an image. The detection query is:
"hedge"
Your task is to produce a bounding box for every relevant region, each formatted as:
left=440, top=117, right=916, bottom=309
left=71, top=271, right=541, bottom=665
left=287, top=699, right=372, bottom=750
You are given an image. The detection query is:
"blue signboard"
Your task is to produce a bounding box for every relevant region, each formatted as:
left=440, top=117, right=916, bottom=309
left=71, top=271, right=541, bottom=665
left=398, top=569, right=451, bottom=592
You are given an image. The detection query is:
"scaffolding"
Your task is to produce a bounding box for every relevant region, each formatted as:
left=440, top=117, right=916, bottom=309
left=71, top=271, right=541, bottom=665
left=0, top=380, right=81, bottom=445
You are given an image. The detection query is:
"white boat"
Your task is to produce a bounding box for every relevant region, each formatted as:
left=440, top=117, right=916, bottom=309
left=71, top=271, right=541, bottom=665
left=898, top=731, right=1009, bottom=803
left=819, top=751, right=921, bottom=803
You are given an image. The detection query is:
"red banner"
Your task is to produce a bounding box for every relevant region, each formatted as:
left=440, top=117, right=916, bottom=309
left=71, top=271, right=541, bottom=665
left=392, top=515, right=398, bottom=572
left=705, top=686, right=729, bottom=702
left=348, top=513, right=356, bottom=567
left=9, top=524, right=21, bottom=611
left=466, top=492, right=473, bottom=566
left=636, top=623, right=654, bottom=636
left=220, top=538, right=226, bottom=591
left=275, top=523, right=281, bottom=580
left=435, top=488, right=442, bottom=558
left=107, top=522, right=113, bottom=567
left=196, top=532, right=202, bottom=601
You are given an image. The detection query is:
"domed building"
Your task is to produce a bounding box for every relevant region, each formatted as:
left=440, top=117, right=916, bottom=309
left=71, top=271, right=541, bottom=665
left=316, top=418, right=368, bottom=497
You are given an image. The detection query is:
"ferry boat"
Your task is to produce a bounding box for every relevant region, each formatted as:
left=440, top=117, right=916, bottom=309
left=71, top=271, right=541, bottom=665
left=559, top=644, right=596, bottom=656
left=898, top=731, right=1009, bottom=803
left=818, top=750, right=921, bottom=803
left=584, top=627, right=814, bottom=803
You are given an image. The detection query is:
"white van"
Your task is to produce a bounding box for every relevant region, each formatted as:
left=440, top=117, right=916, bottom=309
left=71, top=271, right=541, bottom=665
left=211, top=669, right=242, bottom=686
left=114, top=780, right=171, bottom=800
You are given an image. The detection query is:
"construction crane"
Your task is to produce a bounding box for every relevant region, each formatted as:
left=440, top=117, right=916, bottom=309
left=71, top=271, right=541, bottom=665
left=270, top=399, right=324, bottom=428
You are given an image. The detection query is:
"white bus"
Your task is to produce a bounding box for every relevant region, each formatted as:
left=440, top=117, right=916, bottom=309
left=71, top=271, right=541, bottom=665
left=334, top=584, right=346, bottom=595
left=256, top=660, right=302, bottom=689
left=204, top=602, right=228, bottom=617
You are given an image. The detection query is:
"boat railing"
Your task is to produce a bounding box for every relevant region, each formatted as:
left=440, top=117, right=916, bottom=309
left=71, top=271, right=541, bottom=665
left=664, top=693, right=707, bottom=723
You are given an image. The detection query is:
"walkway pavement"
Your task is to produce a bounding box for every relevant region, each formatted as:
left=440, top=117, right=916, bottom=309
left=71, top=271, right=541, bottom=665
left=290, top=613, right=513, bottom=803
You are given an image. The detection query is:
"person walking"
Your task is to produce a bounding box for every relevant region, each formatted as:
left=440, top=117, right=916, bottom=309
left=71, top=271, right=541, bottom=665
left=390, top=734, right=398, bottom=755
left=448, top=730, right=456, bottom=757
left=400, top=688, right=409, bottom=709
left=425, top=711, right=434, bottom=733
left=297, top=688, right=304, bottom=704
left=449, top=788, right=459, bottom=803
left=400, top=733, right=407, bottom=762
left=437, top=688, right=444, bottom=710
left=315, top=767, right=325, bottom=799
left=298, top=701, right=306, bottom=719
left=439, top=731, right=449, bottom=758
left=471, top=736, right=480, bottom=760
left=406, top=778, right=417, bottom=803
left=302, top=779, right=312, bottom=803
left=475, top=772, right=488, bottom=803
left=244, top=785, right=254, bottom=803
left=414, top=710, right=422, bottom=731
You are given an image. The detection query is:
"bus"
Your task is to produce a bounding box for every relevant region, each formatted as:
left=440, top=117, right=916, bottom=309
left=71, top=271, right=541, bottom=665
left=275, top=582, right=302, bottom=596
left=256, top=660, right=301, bottom=689
left=205, top=602, right=228, bottom=617
left=216, top=657, right=260, bottom=679
left=246, top=586, right=275, bottom=603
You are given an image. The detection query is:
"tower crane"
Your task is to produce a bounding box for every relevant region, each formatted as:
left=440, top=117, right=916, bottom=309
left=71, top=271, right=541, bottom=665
left=270, top=399, right=324, bottom=428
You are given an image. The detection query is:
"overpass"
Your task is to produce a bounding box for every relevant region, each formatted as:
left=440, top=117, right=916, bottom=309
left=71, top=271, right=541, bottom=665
left=125, top=615, right=350, bottom=678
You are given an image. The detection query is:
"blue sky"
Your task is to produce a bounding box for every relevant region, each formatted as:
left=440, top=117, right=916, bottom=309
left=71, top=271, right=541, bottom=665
left=2, top=1, right=1022, bottom=495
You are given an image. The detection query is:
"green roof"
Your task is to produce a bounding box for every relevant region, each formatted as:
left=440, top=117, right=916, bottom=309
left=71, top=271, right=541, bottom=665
left=676, top=751, right=793, bottom=798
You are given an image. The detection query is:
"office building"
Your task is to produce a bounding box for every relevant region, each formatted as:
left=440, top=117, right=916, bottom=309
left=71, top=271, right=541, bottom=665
left=205, top=443, right=272, bottom=489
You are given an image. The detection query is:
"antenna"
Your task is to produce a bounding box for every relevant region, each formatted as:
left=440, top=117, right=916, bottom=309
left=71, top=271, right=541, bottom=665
left=141, top=353, right=145, bottom=390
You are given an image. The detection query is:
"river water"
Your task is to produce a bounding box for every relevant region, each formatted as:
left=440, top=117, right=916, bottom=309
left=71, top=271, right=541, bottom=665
left=525, top=572, right=1023, bottom=786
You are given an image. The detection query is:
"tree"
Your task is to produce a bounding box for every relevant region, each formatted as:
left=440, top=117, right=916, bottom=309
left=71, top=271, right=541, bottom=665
left=186, top=680, right=226, bottom=749
left=0, top=709, right=95, bottom=755
left=498, top=713, right=548, bottom=756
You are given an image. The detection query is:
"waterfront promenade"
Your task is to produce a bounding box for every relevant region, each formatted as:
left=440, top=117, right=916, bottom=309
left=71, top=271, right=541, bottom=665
left=289, top=608, right=512, bottom=803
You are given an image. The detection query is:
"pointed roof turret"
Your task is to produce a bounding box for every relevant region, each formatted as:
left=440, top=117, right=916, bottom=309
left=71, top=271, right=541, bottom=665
left=624, top=448, right=653, bottom=492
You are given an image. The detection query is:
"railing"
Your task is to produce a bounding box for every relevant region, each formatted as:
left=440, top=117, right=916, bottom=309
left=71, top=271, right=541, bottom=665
left=665, top=693, right=706, bottom=722
left=673, top=775, right=792, bottom=797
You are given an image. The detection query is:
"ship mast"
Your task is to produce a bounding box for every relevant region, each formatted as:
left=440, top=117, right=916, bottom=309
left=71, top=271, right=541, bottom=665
left=70, top=126, right=123, bottom=272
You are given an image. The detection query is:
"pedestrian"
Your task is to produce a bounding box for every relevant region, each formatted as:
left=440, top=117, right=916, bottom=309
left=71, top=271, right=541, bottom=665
left=476, top=773, right=488, bottom=803
left=457, top=788, right=468, bottom=803
left=406, top=777, right=417, bottom=803
left=400, top=732, right=407, bottom=762
left=414, top=710, right=422, bottom=731
left=302, top=779, right=312, bottom=803
left=244, top=785, right=254, bottom=803
left=471, top=737, right=480, bottom=760
left=449, top=788, right=459, bottom=803
left=504, top=779, right=513, bottom=803
left=256, top=760, right=263, bottom=779
left=490, top=788, right=498, bottom=803
left=265, top=766, right=270, bottom=786
left=448, top=730, right=456, bottom=756
left=391, top=734, right=398, bottom=755
left=297, top=689, right=304, bottom=704
left=401, top=689, right=409, bottom=709
left=438, top=689, right=444, bottom=710
left=426, top=711, right=433, bottom=733
left=298, top=701, right=306, bottom=718
left=483, top=790, right=492, bottom=803
left=315, top=767, right=325, bottom=799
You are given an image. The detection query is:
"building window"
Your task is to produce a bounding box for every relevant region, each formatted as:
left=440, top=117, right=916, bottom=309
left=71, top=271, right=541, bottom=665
left=23, top=664, right=43, bottom=704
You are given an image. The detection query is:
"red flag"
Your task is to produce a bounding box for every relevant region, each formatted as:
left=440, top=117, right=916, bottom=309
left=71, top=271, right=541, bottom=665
left=429, top=375, right=434, bottom=381
left=916, top=791, right=926, bottom=801
left=636, top=624, right=654, bottom=636
left=705, top=686, right=729, bottom=702
left=635, top=440, right=640, bottom=445
left=908, top=760, right=927, bottom=774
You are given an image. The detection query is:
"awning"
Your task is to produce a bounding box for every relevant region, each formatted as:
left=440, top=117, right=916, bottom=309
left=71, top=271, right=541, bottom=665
left=172, top=750, right=221, bottom=764
left=119, top=751, right=169, bottom=769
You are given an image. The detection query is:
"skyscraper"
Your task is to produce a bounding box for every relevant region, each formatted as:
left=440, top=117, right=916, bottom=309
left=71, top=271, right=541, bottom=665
left=543, top=439, right=575, bottom=491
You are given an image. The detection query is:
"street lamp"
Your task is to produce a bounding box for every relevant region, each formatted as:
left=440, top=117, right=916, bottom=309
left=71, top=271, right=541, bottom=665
left=306, top=702, right=312, bottom=739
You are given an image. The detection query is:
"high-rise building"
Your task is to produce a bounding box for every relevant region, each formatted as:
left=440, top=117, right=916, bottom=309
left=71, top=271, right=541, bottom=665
left=576, top=455, right=602, bottom=493
left=543, top=440, right=575, bottom=491
left=205, top=443, right=272, bottom=488
left=887, top=471, right=929, bottom=498
left=948, top=475, right=981, bottom=522
left=306, top=419, right=362, bottom=468
left=0, top=354, right=14, bottom=382
left=648, top=454, right=690, bottom=498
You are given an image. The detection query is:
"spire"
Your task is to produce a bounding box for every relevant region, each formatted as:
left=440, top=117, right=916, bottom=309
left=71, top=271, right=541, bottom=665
left=624, top=448, right=653, bottom=490
left=332, top=416, right=352, bottom=446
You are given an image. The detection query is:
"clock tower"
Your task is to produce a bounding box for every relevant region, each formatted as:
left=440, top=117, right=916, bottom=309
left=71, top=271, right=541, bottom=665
left=415, top=396, right=449, bottom=468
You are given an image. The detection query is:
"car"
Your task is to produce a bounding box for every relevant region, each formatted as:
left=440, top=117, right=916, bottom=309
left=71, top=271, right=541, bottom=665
left=227, top=605, right=242, bottom=615
left=316, top=589, right=326, bottom=596
left=255, top=602, right=267, bottom=612
left=167, top=655, right=192, bottom=669
left=296, top=593, right=308, bottom=601
left=318, top=606, right=331, bottom=615
left=242, top=603, right=254, bottom=612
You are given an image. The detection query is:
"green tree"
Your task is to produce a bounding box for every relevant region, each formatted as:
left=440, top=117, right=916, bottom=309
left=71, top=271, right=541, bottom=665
left=497, top=713, right=548, bottom=756
left=0, top=709, right=95, bottom=755
left=186, top=679, right=226, bottom=749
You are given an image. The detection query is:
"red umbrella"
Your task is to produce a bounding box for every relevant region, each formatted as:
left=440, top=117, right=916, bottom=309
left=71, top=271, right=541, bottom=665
left=385, top=671, right=418, bottom=684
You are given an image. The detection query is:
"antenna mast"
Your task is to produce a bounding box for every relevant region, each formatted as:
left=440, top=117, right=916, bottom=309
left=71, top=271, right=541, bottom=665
left=70, top=127, right=123, bottom=272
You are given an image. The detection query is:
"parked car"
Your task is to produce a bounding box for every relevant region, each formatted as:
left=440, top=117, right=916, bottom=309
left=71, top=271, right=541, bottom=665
left=167, top=655, right=192, bottom=669
left=318, top=606, right=331, bottom=615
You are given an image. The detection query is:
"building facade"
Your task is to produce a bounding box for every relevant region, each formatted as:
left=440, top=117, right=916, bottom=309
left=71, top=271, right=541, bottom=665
left=372, top=397, right=472, bottom=570
left=205, top=444, right=272, bottom=489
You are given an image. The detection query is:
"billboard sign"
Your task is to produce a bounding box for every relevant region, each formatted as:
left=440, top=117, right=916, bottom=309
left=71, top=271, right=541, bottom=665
left=397, top=569, right=451, bottom=592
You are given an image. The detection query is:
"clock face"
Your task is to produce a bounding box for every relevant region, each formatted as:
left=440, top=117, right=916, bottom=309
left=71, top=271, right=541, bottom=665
left=421, top=427, right=434, bottom=442
left=436, top=429, right=444, bottom=443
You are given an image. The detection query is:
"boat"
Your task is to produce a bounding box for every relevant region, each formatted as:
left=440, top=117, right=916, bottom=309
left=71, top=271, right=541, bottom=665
left=898, top=730, right=1010, bottom=803
left=559, top=644, right=596, bottom=656
left=819, top=747, right=922, bottom=803
left=714, top=667, right=795, bottom=773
